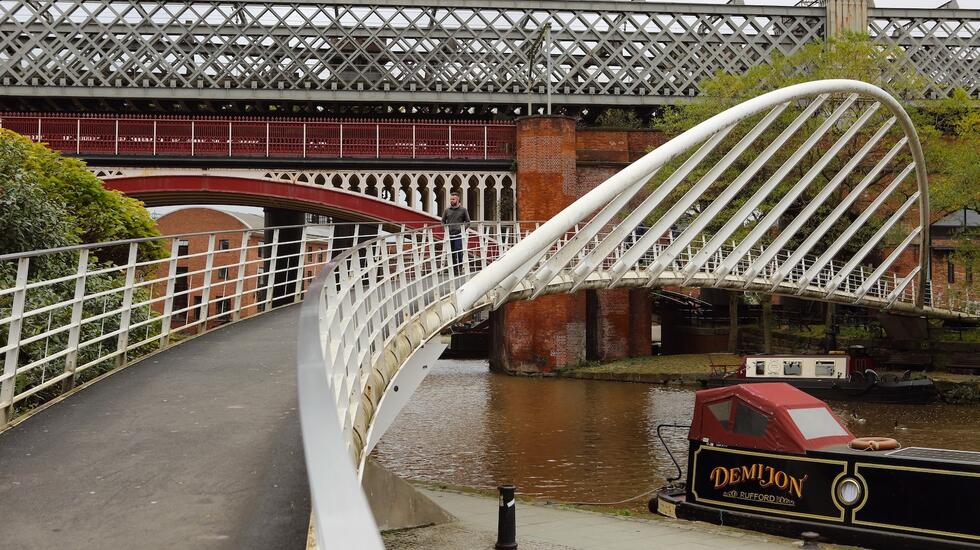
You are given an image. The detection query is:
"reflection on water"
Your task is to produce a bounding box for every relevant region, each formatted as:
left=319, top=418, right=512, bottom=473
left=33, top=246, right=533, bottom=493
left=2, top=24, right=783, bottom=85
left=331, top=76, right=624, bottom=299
left=372, top=359, right=980, bottom=506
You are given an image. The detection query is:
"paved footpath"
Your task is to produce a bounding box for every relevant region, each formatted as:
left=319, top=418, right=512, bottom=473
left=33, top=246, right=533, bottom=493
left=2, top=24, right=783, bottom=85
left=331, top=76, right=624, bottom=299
left=0, top=306, right=310, bottom=550
left=384, top=488, right=826, bottom=550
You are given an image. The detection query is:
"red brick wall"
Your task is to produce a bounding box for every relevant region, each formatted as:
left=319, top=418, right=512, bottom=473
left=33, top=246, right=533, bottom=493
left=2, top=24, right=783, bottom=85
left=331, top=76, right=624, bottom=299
left=493, top=120, right=656, bottom=373
left=493, top=116, right=586, bottom=373
left=154, top=209, right=263, bottom=328
left=595, top=289, right=630, bottom=361
left=576, top=129, right=667, bottom=164
left=629, top=289, right=652, bottom=356
left=153, top=208, right=330, bottom=330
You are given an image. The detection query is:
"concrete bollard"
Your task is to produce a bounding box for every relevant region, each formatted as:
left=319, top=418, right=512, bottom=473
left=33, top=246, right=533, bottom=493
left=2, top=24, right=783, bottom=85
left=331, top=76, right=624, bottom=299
left=495, top=485, right=517, bottom=550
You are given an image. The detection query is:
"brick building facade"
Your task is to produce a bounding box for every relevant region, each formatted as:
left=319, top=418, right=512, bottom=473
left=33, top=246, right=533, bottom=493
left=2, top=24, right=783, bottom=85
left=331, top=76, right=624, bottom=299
left=153, top=207, right=331, bottom=329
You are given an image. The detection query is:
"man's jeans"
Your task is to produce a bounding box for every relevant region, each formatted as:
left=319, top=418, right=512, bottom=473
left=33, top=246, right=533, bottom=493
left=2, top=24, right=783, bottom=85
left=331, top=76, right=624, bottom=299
left=450, top=232, right=463, bottom=273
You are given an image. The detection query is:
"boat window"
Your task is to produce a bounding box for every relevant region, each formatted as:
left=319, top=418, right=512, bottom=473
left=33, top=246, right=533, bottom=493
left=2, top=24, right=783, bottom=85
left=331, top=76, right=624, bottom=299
left=707, top=399, right=732, bottom=429
left=733, top=400, right=768, bottom=437
left=815, top=361, right=836, bottom=377
left=754, top=361, right=765, bottom=376
left=788, top=407, right=849, bottom=440
left=783, top=361, right=802, bottom=376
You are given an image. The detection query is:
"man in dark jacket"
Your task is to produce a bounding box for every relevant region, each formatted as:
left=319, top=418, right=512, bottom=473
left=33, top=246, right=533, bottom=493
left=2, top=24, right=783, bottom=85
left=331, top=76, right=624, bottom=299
left=441, top=191, right=470, bottom=275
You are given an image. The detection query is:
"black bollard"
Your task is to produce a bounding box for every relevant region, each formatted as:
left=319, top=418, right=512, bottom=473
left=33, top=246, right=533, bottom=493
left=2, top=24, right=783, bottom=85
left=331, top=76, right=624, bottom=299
left=495, top=485, right=517, bottom=550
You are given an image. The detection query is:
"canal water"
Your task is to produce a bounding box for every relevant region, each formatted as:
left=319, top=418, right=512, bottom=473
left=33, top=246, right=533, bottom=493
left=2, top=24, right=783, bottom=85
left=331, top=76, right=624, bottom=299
left=372, top=359, right=980, bottom=509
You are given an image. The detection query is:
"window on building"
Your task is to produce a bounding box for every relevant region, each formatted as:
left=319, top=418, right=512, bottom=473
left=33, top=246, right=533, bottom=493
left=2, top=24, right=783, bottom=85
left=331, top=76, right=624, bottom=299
left=177, top=239, right=190, bottom=256
left=217, top=267, right=229, bottom=280
left=191, top=296, right=203, bottom=321
left=318, top=251, right=325, bottom=263
left=219, top=239, right=231, bottom=250
left=968, top=264, right=974, bottom=285
left=215, top=296, right=231, bottom=321
left=948, top=258, right=956, bottom=284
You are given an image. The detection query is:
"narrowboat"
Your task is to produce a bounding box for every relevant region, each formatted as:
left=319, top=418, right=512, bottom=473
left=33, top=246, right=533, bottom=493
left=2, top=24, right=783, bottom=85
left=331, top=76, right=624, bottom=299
left=654, top=383, right=980, bottom=549
left=702, top=353, right=937, bottom=403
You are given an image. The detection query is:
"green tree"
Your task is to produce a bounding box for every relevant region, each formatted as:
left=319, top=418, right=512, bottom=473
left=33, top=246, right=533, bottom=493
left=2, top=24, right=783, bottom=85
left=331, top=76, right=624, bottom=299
left=649, top=34, right=976, bottom=265
left=0, top=129, right=166, bottom=264
left=0, top=129, right=166, bottom=415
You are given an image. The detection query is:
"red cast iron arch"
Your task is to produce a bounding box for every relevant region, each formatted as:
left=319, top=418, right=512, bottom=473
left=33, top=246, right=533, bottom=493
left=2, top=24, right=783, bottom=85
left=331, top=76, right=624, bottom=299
left=104, top=175, right=439, bottom=226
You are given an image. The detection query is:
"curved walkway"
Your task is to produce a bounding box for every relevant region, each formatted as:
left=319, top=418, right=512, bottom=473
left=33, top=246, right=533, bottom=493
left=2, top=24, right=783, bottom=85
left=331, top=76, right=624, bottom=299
left=0, top=306, right=310, bottom=550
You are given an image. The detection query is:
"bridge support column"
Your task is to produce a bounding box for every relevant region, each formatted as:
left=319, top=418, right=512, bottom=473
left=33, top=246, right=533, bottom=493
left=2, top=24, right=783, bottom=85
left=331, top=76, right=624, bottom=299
left=629, top=289, right=652, bottom=357
left=264, top=208, right=304, bottom=308
left=825, top=0, right=871, bottom=38
left=493, top=115, right=585, bottom=373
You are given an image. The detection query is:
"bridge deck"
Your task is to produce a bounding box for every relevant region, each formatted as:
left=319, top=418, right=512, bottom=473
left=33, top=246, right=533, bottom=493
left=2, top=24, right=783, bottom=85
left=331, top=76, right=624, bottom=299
left=0, top=307, right=310, bottom=550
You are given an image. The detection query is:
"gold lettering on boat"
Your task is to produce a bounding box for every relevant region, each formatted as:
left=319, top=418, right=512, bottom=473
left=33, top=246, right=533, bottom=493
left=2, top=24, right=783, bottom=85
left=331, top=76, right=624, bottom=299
left=709, top=464, right=808, bottom=499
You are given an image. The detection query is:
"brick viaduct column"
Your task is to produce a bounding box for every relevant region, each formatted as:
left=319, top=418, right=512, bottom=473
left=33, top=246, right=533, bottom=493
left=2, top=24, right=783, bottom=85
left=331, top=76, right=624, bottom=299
left=489, top=117, right=652, bottom=374
left=490, top=116, right=585, bottom=374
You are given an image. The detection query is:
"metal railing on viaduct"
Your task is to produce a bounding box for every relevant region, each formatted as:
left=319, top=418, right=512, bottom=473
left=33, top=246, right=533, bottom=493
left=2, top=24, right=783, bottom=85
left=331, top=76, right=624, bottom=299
left=0, top=114, right=516, bottom=161
left=0, top=1, right=976, bottom=112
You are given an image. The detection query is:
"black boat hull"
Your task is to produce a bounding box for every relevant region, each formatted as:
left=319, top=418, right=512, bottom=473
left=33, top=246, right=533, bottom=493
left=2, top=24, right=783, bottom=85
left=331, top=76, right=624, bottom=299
left=656, top=489, right=977, bottom=549
left=701, top=376, right=937, bottom=403
left=662, top=441, right=980, bottom=549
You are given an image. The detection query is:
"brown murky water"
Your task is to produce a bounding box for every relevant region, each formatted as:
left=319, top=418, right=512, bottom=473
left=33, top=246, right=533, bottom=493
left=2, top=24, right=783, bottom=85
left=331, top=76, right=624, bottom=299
left=372, top=359, right=980, bottom=507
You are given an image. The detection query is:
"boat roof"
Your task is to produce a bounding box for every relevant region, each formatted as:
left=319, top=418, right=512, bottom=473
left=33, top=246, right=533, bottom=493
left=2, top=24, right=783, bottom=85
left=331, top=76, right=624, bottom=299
left=690, top=383, right=854, bottom=455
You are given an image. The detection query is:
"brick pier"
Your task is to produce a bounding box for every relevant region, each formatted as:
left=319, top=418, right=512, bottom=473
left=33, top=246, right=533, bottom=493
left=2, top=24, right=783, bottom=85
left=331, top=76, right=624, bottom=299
left=490, top=117, right=656, bottom=374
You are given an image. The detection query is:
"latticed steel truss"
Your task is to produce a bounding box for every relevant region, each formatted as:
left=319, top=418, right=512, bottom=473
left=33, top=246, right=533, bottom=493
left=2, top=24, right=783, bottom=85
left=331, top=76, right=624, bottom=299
left=2, top=1, right=976, bottom=111
left=869, top=8, right=980, bottom=99
left=0, top=0, right=830, bottom=109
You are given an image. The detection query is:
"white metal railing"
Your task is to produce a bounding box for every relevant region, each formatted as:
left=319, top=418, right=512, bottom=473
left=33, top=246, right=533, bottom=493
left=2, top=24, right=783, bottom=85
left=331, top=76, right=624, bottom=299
left=0, top=221, right=415, bottom=425
left=297, top=81, right=979, bottom=549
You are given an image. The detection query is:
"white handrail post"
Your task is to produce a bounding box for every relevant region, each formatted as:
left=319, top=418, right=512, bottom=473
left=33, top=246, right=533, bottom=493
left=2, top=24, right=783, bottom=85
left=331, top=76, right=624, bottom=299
left=264, top=229, right=280, bottom=312
left=159, top=238, right=181, bottom=349
left=114, top=242, right=140, bottom=368
left=266, top=122, right=270, bottom=158
left=153, top=120, right=157, bottom=156
left=198, top=234, right=217, bottom=334
left=412, top=124, right=416, bottom=159
left=76, top=118, right=81, bottom=154
left=0, top=257, right=30, bottom=425
left=232, top=230, right=250, bottom=321
left=114, top=119, right=119, bottom=155
left=228, top=121, right=233, bottom=157
left=62, top=249, right=90, bottom=391
left=376, top=124, right=380, bottom=159
left=191, top=120, right=196, bottom=156
left=294, top=226, right=309, bottom=303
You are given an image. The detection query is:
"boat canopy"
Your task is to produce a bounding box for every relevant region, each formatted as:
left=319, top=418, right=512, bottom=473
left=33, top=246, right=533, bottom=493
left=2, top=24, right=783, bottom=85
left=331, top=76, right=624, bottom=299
left=689, top=383, right=854, bottom=455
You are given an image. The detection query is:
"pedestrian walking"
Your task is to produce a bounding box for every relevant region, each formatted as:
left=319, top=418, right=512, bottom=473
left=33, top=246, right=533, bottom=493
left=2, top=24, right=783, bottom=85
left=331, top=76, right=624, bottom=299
left=441, top=191, right=470, bottom=275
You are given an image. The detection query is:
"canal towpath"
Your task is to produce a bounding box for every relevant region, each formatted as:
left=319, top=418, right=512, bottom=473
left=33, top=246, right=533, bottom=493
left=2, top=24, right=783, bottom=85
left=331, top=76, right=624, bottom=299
left=383, top=487, right=837, bottom=550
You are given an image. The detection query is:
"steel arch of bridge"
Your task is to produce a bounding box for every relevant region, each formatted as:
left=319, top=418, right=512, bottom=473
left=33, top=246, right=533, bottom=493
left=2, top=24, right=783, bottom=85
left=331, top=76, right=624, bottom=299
left=94, top=167, right=516, bottom=223
left=298, top=80, right=976, bottom=549
left=1, top=1, right=977, bottom=111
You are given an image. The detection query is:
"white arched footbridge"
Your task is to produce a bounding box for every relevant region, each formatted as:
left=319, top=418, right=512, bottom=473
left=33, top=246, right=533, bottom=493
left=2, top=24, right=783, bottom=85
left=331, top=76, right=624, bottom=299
left=297, top=80, right=979, bottom=547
